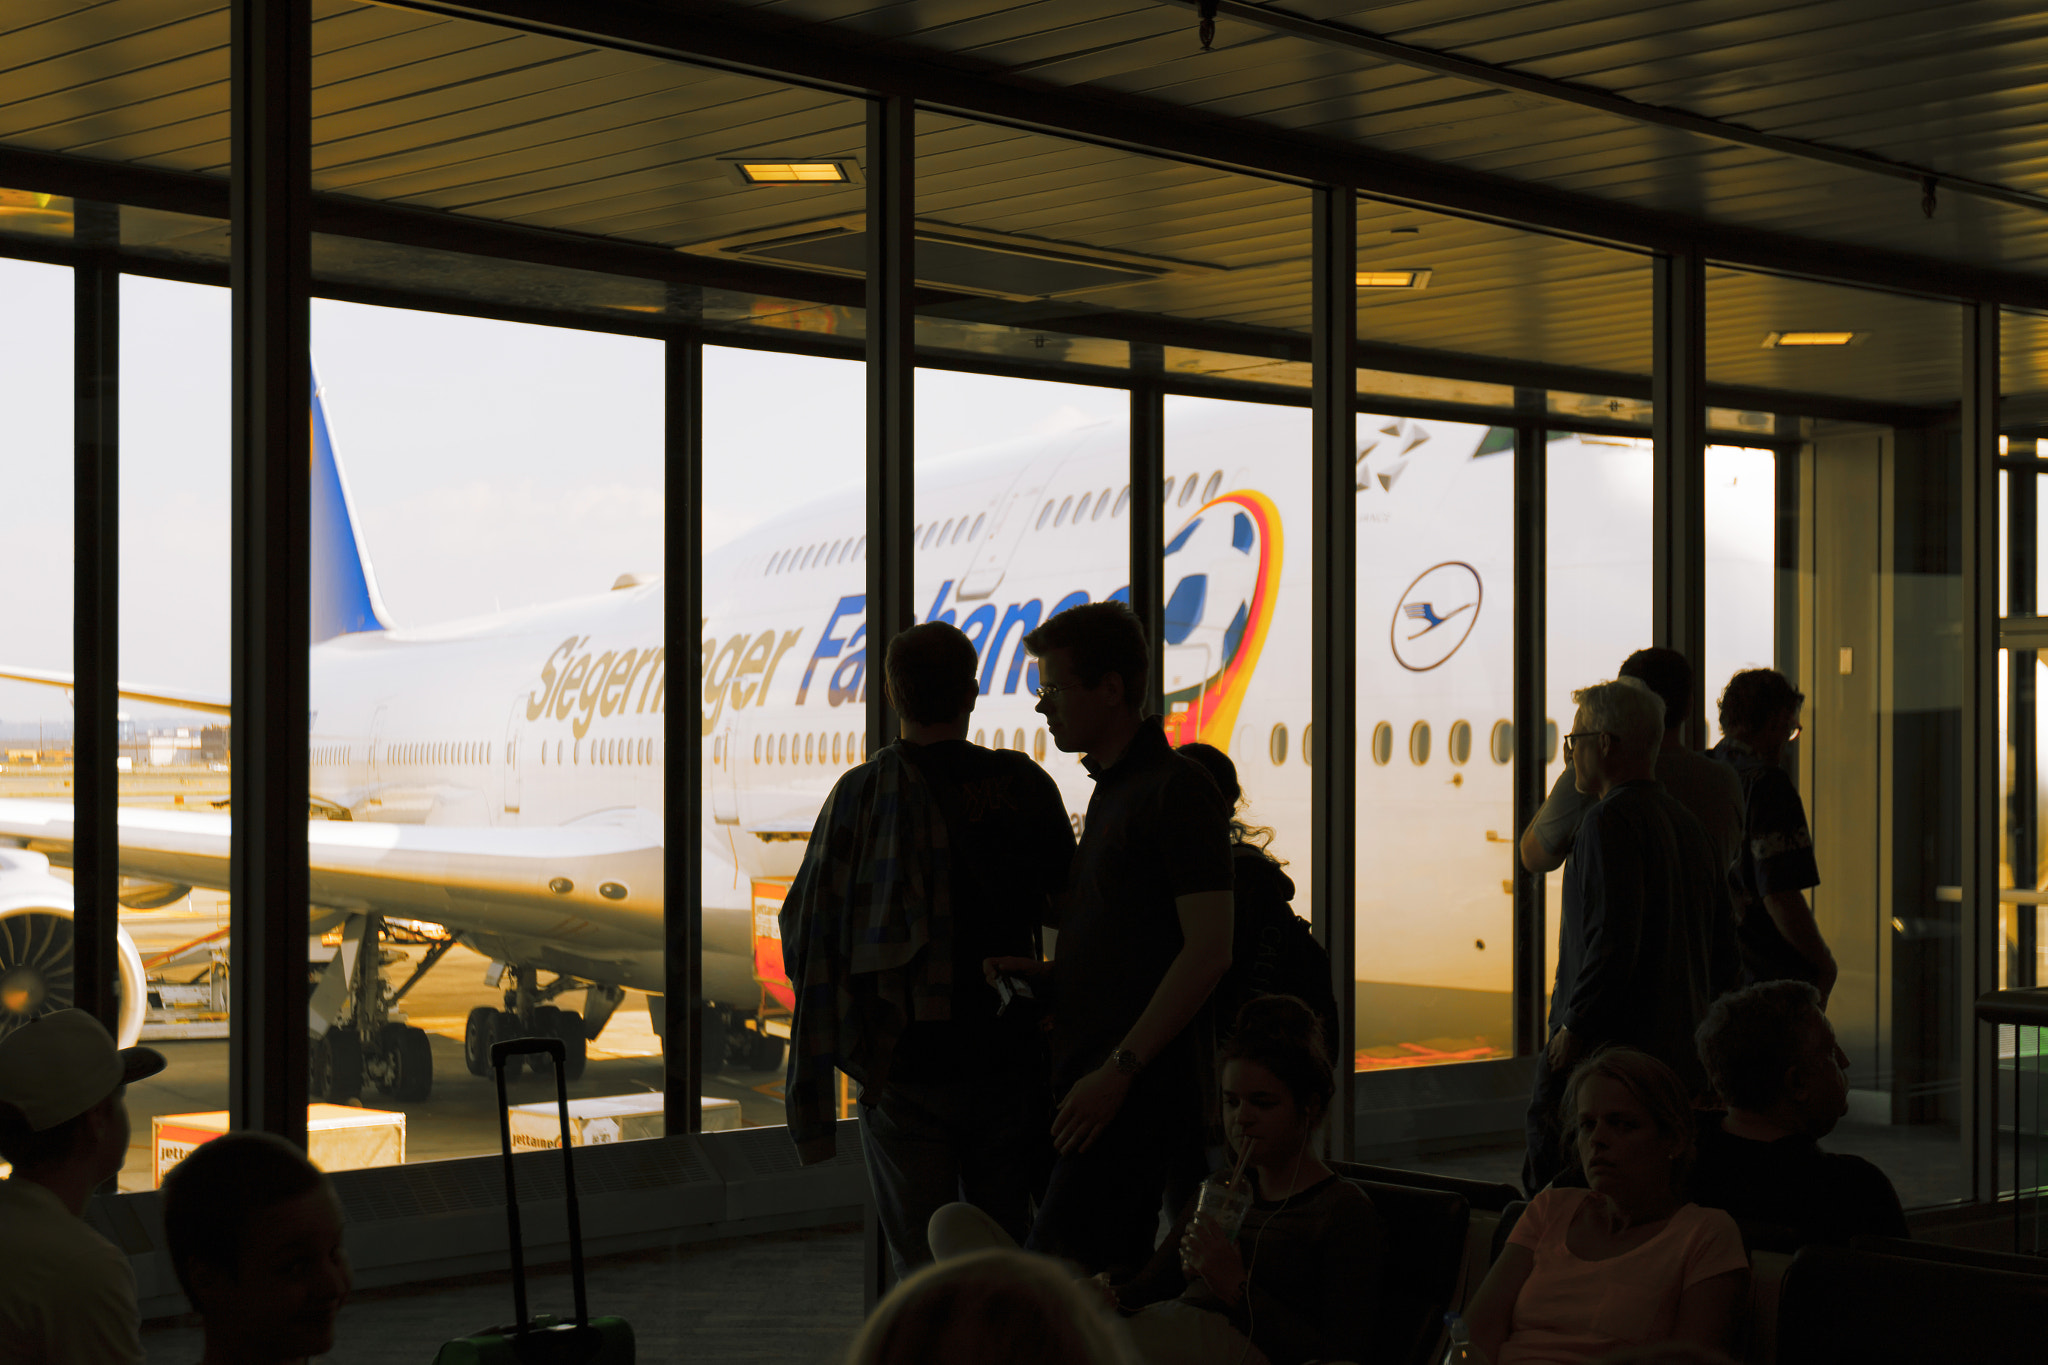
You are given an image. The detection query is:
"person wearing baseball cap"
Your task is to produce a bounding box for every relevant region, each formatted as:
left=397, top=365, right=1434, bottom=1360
left=0, top=1008, right=166, bottom=1365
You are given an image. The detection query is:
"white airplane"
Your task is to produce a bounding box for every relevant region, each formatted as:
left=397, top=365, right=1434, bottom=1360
left=0, top=375, right=1775, bottom=1099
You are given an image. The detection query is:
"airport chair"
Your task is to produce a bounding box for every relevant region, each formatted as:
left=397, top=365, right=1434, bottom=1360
left=1340, top=1178, right=1468, bottom=1365
left=1775, top=1242, right=2048, bottom=1364
left=1487, top=1199, right=1527, bottom=1265
left=1331, top=1160, right=1523, bottom=1213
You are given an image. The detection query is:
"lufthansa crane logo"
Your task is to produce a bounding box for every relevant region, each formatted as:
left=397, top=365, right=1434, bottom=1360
left=1391, top=562, right=1482, bottom=672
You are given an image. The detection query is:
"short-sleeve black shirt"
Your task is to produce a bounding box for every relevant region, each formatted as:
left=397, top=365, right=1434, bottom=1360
left=890, top=739, right=1075, bottom=1080
left=1690, top=1111, right=1908, bottom=1248
left=1049, top=717, right=1233, bottom=1091
left=1711, top=737, right=1823, bottom=984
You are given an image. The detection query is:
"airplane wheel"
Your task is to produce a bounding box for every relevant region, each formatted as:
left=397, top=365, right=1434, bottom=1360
left=315, top=1028, right=362, bottom=1102
left=746, top=1029, right=785, bottom=1072
left=550, top=1009, right=588, bottom=1081
left=528, top=1007, right=565, bottom=1076
left=494, top=1010, right=526, bottom=1080
left=464, top=1007, right=497, bottom=1078
left=388, top=1024, right=433, bottom=1102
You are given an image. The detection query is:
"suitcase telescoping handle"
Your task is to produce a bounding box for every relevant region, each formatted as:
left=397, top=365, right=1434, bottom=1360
left=491, top=1036, right=589, bottom=1337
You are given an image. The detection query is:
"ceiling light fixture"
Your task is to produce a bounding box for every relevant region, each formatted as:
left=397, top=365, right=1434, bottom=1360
left=1763, top=330, right=1859, bottom=347
left=727, top=159, right=859, bottom=186
left=1357, top=269, right=1432, bottom=289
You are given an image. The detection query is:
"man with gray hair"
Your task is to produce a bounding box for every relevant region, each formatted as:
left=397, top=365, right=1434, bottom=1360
left=1522, top=678, right=1740, bottom=1192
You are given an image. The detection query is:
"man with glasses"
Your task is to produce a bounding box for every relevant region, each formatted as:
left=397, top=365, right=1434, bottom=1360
left=1710, top=668, right=1834, bottom=1001
left=1524, top=679, right=1739, bottom=1193
left=990, top=600, right=1233, bottom=1273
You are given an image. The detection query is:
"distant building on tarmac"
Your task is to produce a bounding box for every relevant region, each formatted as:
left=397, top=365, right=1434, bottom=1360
left=200, top=726, right=229, bottom=765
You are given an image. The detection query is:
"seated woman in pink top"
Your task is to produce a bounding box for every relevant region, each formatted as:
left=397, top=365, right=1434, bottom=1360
left=1466, top=1048, right=1748, bottom=1365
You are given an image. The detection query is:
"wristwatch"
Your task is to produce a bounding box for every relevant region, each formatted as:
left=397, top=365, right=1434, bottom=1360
left=1111, top=1047, right=1144, bottom=1076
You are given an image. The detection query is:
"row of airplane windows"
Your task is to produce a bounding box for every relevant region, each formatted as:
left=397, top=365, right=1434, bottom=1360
left=761, top=470, right=1230, bottom=579
left=722, top=726, right=1055, bottom=769
left=308, top=739, right=664, bottom=768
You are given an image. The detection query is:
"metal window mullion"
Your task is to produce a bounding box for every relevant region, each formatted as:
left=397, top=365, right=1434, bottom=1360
left=865, top=96, right=914, bottom=754
left=1511, top=402, right=1547, bottom=1058
left=72, top=207, right=119, bottom=1031
left=1962, top=301, right=2001, bottom=1203
left=2010, top=469, right=2038, bottom=989
left=1652, top=251, right=1707, bottom=742
left=1310, top=186, right=1356, bottom=1155
left=861, top=93, right=914, bottom=1312
left=1130, top=350, right=1166, bottom=714
left=665, top=335, right=704, bottom=1134
left=228, top=0, right=312, bottom=1144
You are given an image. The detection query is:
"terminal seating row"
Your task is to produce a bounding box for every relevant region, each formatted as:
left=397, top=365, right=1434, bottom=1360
left=1336, top=1162, right=2048, bottom=1365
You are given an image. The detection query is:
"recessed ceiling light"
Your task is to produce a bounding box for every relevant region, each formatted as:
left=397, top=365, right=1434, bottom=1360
left=1357, top=269, right=1432, bottom=289
left=727, top=159, right=859, bottom=186
left=1763, top=330, right=1859, bottom=347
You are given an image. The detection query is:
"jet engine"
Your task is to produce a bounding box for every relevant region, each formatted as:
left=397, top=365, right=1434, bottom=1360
left=0, top=848, right=148, bottom=1048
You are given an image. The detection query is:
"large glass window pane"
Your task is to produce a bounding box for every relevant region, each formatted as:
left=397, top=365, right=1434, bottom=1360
left=0, top=258, right=75, bottom=1089
left=702, top=344, right=865, bottom=1128
left=117, top=274, right=230, bottom=1189
left=1357, top=413, right=1514, bottom=1069
left=1711, top=265, right=1973, bottom=1207
left=301, top=303, right=664, bottom=1162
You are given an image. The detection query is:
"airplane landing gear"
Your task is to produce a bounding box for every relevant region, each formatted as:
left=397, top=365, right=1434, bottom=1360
left=469, top=966, right=589, bottom=1082
left=308, top=913, right=447, bottom=1104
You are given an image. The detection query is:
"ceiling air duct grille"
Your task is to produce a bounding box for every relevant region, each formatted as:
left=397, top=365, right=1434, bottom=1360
left=687, top=217, right=1220, bottom=301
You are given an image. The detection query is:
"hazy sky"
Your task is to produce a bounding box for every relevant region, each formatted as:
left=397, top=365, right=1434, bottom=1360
left=0, top=258, right=1128, bottom=727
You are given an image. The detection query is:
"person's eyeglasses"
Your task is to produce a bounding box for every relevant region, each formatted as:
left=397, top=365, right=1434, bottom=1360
left=1562, top=730, right=1613, bottom=757
left=1033, top=683, right=1076, bottom=700
left=1788, top=723, right=1803, bottom=742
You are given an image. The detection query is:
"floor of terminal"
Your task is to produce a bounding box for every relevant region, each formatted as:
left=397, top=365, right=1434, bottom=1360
left=141, top=1224, right=865, bottom=1364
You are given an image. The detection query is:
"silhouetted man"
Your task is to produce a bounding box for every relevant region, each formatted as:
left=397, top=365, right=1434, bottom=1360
left=1521, top=647, right=1743, bottom=877
left=781, top=622, right=1074, bottom=1277
left=0, top=1009, right=166, bottom=1365
left=1710, top=668, right=1835, bottom=1000
left=996, top=600, right=1233, bottom=1274
left=1691, top=981, right=1905, bottom=1248
left=1525, top=679, right=1738, bottom=1193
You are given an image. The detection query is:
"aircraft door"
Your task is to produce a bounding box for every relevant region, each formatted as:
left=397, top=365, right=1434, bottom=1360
left=502, top=696, right=523, bottom=815
left=712, top=725, right=739, bottom=824
left=957, top=433, right=1081, bottom=602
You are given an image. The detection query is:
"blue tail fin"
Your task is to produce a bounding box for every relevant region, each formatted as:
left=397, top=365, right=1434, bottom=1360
left=310, top=365, right=391, bottom=643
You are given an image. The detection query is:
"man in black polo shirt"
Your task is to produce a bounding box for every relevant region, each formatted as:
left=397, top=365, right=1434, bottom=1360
left=1691, top=980, right=1906, bottom=1246
left=992, top=600, right=1233, bottom=1273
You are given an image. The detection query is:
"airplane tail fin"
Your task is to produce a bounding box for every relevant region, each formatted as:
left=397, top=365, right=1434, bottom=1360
left=310, top=364, right=393, bottom=643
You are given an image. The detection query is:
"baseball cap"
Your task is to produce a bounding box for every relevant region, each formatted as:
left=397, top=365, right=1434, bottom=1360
left=0, top=1009, right=166, bottom=1132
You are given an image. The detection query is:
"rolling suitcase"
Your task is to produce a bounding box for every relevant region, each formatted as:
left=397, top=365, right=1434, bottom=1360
left=432, top=1036, right=636, bottom=1364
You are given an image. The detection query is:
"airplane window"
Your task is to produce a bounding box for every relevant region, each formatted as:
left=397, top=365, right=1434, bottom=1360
left=1110, top=485, right=1130, bottom=518
left=557, top=740, right=564, bottom=765
left=1203, top=471, right=1223, bottom=501
left=951, top=518, right=969, bottom=545
left=1372, top=722, right=1392, bottom=766
left=1033, top=728, right=1048, bottom=762
left=924, top=523, right=943, bottom=550
left=1054, top=496, right=1074, bottom=527
left=974, top=728, right=986, bottom=747
left=1161, top=476, right=1175, bottom=503
left=1449, top=720, right=1472, bottom=765
left=855, top=535, right=866, bottom=558
left=1074, top=493, right=1092, bottom=523
left=1409, top=721, right=1431, bottom=766
left=1178, top=475, right=1199, bottom=507
left=825, top=538, right=841, bottom=565
left=1545, top=719, right=1559, bottom=763
left=989, top=730, right=1004, bottom=752
left=796, top=546, right=813, bottom=571
left=832, top=733, right=841, bottom=763
left=913, top=524, right=925, bottom=547
left=968, top=513, right=985, bottom=539
left=939, top=519, right=955, bottom=546
left=539, top=744, right=545, bottom=766
left=778, top=734, right=788, bottom=763
left=1012, top=728, right=1025, bottom=751
left=861, top=733, right=868, bottom=761
left=802, top=734, right=812, bottom=763
left=1092, top=487, right=1112, bottom=521
left=1490, top=721, right=1513, bottom=765
left=1302, top=722, right=1314, bottom=766
left=1268, top=723, right=1288, bottom=766
left=1036, top=501, right=1055, bottom=530
left=833, top=540, right=850, bottom=565
left=754, top=736, right=762, bottom=763
left=848, top=731, right=857, bottom=764
left=576, top=740, right=584, bottom=765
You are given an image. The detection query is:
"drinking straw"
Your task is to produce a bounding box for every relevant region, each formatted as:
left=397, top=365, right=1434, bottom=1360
left=1226, top=1137, right=1253, bottom=1191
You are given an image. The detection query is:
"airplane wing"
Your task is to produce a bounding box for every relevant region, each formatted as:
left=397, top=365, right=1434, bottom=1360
left=0, top=666, right=232, bottom=716
left=0, top=801, right=662, bottom=953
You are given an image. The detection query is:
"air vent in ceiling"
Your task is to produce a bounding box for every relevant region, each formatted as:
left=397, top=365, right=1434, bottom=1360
left=684, top=217, right=1223, bottom=301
